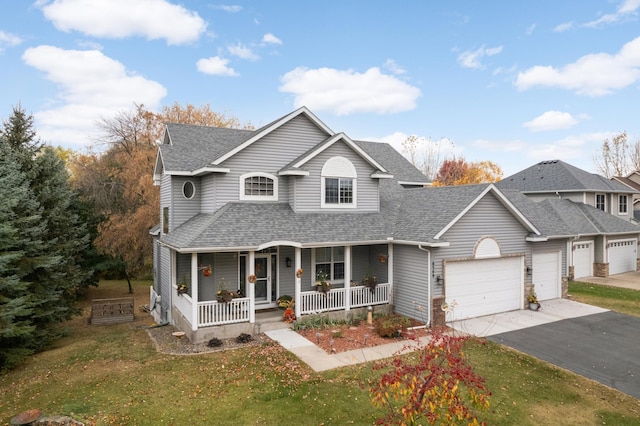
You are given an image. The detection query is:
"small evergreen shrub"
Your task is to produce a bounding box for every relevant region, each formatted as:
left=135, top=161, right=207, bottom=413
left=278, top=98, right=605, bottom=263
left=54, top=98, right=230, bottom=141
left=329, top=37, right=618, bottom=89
left=207, top=337, right=223, bottom=348
left=374, top=314, right=411, bottom=338
left=235, top=333, right=253, bottom=344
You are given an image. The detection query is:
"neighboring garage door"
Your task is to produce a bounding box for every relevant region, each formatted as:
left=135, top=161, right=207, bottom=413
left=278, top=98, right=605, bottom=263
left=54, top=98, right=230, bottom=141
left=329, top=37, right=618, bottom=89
left=445, top=256, right=523, bottom=321
left=608, top=239, right=637, bottom=275
left=532, top=251, right=561, bottom=301
left=573, top=242, right=593, bottom=279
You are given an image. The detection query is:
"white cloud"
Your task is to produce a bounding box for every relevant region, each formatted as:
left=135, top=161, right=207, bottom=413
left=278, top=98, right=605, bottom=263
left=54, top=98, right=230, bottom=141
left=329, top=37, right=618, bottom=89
left=471, top=139, right=526, bottom=152
left=0, top=30, right=22, bottom=52
left=211, top=4, right=242, bottom=13
left=553, top=21, right=575, bottom=32
left=457, top=45, right=503, bottom=69
left=527, top=132, right=610, bottom=163
left=196, top=56, right=238, bottom=76
left=523, top=111, right=579, bottom=132
left=383, top=59, right=406, bottom=75
left=584, top=0, right=640, bottom=27
left=279, top=67, right=422, bottom=115
left=525, top=24, right=536, bottom=35
left=515, top=36, right=640, bottom=96
left=227, top=43, right=259, bottom=61
left=262, top=33, right=282, bottom=45
left=22, top=45, right=166, bottom=147
left=40, top=0, right=206, bottom=45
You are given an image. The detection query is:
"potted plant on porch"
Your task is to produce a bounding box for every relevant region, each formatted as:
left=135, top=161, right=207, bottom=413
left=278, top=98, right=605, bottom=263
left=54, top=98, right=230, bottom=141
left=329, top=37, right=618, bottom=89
left=528, top=288, right=540, bottom=311
left=315, top=270, right=331, bottom=295
left=361, top=268, right=378, bottom=293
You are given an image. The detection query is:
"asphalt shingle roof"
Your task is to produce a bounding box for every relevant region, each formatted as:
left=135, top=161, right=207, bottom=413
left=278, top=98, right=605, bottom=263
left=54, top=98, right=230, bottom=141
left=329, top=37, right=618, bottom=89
left=497, top=159, right=635, bottom=193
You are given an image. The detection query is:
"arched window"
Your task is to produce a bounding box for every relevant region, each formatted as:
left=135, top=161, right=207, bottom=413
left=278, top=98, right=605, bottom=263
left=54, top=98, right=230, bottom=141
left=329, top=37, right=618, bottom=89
left=321, top=156, right=357, bottom=208
left=239, top=172, right=278, bottom=201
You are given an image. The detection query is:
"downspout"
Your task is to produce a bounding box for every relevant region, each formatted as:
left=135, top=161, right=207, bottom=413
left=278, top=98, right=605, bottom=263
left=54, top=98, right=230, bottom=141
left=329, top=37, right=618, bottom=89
left=418, top=245, right=432, bottom=327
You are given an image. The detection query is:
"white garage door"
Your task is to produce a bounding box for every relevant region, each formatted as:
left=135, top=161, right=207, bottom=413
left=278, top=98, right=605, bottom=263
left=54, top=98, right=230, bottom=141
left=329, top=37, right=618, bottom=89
left=608, top=239, right=637, bottom=275
left=573, top=242, right=593, bottom=279
left=445, top=256, right=523, bottom=321
left=532, top=252, right=561, bottom=301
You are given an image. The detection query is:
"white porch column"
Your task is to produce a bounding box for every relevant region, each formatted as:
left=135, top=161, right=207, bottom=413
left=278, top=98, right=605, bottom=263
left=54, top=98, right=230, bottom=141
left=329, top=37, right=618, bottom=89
left=294, top=247, right=301, bottom=318
left=249, top=251, right=255, bottom=323
left=344, top=245, right=351, bottom=312
left=191, top=253, right=199, bottom=331
left=387, top=242, right=394, bottom=305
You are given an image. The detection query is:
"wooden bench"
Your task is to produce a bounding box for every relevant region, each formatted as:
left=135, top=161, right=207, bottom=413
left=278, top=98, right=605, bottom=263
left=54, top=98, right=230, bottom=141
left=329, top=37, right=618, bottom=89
left=90, top=297, right=135, bottom=325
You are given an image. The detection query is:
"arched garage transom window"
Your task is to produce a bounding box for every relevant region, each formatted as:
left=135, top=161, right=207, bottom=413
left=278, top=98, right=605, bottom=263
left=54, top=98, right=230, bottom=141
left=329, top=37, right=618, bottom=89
left=321, top=156, right=356, bottom=208
left=240, top=172, right=278, bottom=201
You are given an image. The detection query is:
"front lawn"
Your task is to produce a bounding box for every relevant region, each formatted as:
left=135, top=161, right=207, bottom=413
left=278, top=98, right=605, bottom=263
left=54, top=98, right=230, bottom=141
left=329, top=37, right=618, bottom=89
left=1, top=280, right=640, bottom=425
left=569, top=280, right=640, bottom=317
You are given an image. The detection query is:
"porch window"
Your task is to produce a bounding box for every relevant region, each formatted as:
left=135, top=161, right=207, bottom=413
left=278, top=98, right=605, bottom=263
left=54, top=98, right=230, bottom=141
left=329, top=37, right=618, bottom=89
left=595, top=194, right=605, bottom=211
left=619, top=195, right=628, bottom=214
left=321, top=156, right=356, bottom=208
left=162, top=207, right=169, bottom=234
left=240, top=172, right=278, bottom=201
left=314, top=247, right=345, bottom=283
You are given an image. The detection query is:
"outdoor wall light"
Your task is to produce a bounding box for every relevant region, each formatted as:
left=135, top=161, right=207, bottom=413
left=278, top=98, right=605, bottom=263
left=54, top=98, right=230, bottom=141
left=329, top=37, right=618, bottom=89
left=285, top=257, right=292, bottom=267
left=436, top=275, right=443, bottom=284
left=526, top=266, right=532, bottom=275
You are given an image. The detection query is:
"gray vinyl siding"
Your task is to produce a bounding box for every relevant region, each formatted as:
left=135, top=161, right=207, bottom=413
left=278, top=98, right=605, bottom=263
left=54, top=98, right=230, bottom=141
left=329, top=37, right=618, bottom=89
left=213, top=252, right=239, bottom=293
left=393, top=244, right=431, bottom=324
left=159, top=245, right=171, bottom=322
left=279, top=246, right=296, bottom=298
left=201, top=175, right=215, bottom=213
left=171, top=176, right=201, bottom=229
left=160, top=175, right=172, bottom=232
left=352, top=244, right=388, bottom=283
left=294, top=142, right=379, bottom=212
left=214, top=115, right=329, bottom=209
left=434, top=193, right=532, bottom=296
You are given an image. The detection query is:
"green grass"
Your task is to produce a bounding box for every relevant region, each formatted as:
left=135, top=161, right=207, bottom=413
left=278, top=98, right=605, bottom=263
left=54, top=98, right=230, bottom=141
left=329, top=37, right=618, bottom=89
left=1, top=280, right=640, bottom=425
left=569, top=280, right=640, bottom=317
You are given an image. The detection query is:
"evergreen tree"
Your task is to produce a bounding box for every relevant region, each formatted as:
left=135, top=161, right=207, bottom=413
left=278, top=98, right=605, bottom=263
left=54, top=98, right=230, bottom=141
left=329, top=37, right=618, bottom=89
left=0, top=106, right=92, bottom=370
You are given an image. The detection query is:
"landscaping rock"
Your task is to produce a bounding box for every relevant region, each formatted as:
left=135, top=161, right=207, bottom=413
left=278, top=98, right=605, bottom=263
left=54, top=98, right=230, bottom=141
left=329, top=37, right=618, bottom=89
left=34, top=415, right=84, bottom=426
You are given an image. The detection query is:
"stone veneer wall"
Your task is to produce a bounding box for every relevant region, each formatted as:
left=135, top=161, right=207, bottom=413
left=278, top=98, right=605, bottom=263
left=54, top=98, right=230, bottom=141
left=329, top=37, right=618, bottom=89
left=568, top=266, right=575, bottom=282
left=431, top=296, right=446, bottom=328
left=594, top=262, right=609, bottom=278
left=561, top=276, right=569, bottom=298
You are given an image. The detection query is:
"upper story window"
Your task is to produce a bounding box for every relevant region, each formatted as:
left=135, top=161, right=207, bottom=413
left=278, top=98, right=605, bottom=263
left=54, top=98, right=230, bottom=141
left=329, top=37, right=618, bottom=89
left=182, top=181, right=195, bottom=199
left=239, top=172, right=278, bottom=201
left=321, top=156, right=357, bottom=208
left=162, top=207, right=169, bottom=234
left=595, top=194, right=606, bottom=211
left=619, top=195, right=628, bottom=214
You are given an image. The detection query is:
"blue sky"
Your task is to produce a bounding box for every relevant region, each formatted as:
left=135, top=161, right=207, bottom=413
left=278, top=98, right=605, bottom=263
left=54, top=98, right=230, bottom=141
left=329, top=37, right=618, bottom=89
left=1, top=1, right=639, bottom=176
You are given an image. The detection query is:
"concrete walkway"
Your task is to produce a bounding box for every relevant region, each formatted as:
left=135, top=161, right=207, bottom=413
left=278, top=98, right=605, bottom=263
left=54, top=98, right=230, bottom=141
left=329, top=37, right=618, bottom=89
left=578, top=271, right=640, bottom=291
left=265, top=328, right=431, bottom=372
left=448, top=299, right=608, bottom=337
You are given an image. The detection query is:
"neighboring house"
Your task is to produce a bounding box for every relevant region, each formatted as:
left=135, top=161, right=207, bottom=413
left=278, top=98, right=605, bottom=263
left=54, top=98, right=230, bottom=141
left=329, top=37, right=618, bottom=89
left=497, top=159, right=640, bottom=279
left=151, top=108, right=640, bottom=341
left=612, top=170, right=640, bottom=222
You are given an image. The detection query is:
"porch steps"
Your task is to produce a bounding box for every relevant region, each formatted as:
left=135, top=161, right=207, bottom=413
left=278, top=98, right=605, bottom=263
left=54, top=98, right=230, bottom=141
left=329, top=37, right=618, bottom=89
left=255, top=310, right=291, bottom=334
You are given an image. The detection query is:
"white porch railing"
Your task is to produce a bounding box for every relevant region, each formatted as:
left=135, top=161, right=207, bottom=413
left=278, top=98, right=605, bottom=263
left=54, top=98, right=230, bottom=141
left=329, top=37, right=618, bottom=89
left=173, top=288, right=193, bottom=323
left=198, top=297, right=250, bottom=327
left=350, top=283, right=391, bottom=308
left=299, top=283, right=390, bottom=315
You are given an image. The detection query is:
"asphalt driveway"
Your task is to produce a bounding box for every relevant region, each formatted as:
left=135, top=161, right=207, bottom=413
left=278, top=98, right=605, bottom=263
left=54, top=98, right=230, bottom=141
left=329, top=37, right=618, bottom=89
left=488, top=311, right=640, bottom=399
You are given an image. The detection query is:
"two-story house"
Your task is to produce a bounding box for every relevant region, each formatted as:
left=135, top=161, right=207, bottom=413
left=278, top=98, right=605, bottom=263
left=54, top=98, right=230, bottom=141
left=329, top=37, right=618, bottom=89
left=151, top=108, right=640, bottom=342
left=497, top=160, right=640, bottom=279
left=612, top=170, right=640, bottom=222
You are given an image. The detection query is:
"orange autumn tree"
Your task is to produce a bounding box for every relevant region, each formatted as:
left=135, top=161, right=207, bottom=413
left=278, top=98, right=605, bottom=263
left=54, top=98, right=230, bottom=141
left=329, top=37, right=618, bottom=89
left=432, top=157, right=502, bottom=186
left=70, top=102, right=251, bottom=292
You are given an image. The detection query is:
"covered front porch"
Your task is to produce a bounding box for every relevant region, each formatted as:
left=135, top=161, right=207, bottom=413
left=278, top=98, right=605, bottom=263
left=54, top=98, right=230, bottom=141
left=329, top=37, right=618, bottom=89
left=166, top=243, right=394, bottom=341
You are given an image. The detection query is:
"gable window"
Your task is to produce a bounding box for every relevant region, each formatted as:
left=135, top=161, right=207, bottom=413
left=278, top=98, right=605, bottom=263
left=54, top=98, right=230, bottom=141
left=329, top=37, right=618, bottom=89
left=162, top=207, right=169, bottom=234
left=239, top=172, right=278, bottom=201
left=314, top=247, right=345, bottom=283
left=619, top=195, right=628, bottom=214
left=321, top=156, right=357, bottom=208
left=182, top=181, right=195, bottom=199
left=595, top=194, right=605, bottom=211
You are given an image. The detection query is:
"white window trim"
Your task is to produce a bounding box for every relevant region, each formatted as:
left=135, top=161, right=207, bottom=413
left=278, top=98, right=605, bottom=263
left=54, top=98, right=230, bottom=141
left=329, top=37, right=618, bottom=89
left=618, top=194, right=628, bottom=215
left=239, top=172, right=278, bottom=201
left=311, top=247, right=345, bottom=286
left=321, top=156, right=357, bottom=209
left=182, top=180, right=196, bottom=199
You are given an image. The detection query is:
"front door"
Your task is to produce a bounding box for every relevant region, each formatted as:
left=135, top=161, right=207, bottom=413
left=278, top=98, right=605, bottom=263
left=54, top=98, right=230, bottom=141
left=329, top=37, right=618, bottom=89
left=254, top=255, right=271, bottom=304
